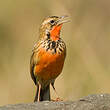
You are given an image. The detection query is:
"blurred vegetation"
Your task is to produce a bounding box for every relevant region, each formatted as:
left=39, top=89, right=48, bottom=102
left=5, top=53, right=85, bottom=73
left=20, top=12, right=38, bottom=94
left=0, top=0, right=110, bottom=106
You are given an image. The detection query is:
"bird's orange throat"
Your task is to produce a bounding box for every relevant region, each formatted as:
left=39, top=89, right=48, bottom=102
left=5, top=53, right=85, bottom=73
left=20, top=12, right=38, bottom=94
left=50, top=24, right=63, bottom=41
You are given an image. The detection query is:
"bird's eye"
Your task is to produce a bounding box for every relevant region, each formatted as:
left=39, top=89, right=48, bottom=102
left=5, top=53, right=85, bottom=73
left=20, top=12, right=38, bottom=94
left=50, top=20, right=55, bottom=24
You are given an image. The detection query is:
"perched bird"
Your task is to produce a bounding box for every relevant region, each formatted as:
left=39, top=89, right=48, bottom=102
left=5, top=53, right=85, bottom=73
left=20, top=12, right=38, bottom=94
left=30, top=15, right=69, bottom=102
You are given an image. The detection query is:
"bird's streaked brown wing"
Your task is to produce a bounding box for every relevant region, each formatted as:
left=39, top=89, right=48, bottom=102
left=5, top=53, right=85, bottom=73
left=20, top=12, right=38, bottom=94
left=30, top=40, right=42, bottom=85
left=30, top=52, right=37, bottom=85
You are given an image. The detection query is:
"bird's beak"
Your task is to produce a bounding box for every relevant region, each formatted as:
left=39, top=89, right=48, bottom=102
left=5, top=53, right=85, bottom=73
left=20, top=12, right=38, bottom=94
left=57, top=15, right=70, bottom=25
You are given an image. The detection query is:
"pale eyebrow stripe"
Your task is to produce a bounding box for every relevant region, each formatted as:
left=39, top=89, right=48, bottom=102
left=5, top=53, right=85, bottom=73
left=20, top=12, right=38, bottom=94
left=42, top=19, right=50, bottom=25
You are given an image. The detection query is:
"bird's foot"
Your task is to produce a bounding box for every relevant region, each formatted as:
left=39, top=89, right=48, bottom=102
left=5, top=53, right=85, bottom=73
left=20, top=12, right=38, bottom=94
left=51, top=97, right=63, bottom=101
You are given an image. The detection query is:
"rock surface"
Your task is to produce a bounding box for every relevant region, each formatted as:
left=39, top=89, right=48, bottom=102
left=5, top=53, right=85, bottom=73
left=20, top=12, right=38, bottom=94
left=0, top=94, right=110, bottom=110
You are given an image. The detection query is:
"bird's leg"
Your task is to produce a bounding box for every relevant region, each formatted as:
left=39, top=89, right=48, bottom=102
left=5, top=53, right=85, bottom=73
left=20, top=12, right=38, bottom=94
left=37, top=83, right=41, bottom=102
left=51, top=84, right=62, bottom=101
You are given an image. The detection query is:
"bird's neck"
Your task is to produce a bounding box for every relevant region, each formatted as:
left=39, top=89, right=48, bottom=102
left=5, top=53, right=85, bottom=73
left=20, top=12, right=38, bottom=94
left=50, top=24, right=62, bottom=41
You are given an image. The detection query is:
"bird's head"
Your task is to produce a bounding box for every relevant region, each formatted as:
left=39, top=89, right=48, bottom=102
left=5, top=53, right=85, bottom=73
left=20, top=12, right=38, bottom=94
left=39, top=16, right=69, bottom=41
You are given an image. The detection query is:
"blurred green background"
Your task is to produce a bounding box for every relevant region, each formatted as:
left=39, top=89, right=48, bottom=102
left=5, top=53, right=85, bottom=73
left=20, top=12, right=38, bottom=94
left=0, top=0, right=110, bottom=106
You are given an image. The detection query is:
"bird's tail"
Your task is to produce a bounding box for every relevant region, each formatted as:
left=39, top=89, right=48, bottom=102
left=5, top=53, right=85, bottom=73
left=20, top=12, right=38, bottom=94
left=34, top=84, right=50, bottom=102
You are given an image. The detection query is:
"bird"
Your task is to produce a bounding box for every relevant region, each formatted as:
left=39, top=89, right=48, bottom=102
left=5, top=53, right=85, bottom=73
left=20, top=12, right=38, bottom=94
left=30, top=15, right=69, bottom=102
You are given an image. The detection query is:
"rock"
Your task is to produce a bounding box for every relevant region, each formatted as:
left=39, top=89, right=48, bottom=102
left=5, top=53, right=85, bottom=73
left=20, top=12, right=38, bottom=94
left=0, top=94, right=110, bottom=110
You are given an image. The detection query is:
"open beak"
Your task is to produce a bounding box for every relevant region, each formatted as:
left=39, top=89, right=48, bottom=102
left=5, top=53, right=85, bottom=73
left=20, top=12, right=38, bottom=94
left=57, top=15, right=70, bottom=25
